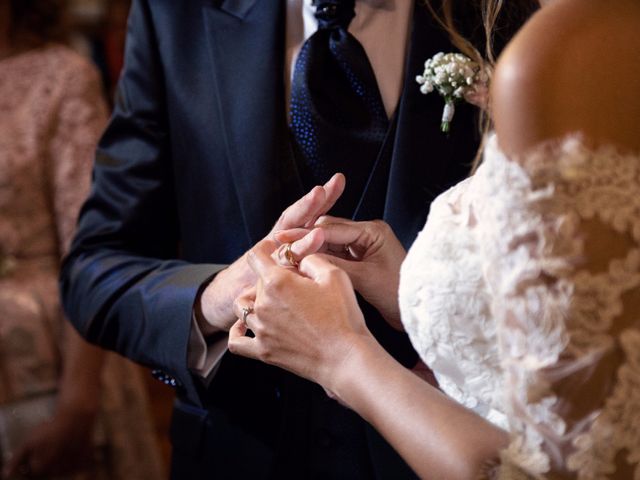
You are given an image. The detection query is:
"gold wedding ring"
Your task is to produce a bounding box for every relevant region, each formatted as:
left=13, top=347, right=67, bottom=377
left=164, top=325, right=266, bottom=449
left=284, top=242, right=299, bottom=267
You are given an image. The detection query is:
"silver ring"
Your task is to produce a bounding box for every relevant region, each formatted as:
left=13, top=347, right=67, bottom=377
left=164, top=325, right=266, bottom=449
left=242, top=306, right=254, bottom=325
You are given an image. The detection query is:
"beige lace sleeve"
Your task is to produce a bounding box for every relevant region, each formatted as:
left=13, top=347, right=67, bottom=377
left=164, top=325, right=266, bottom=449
left=476, top=136, right=640, bottom=479
left=47, top=54, right=109, bottom=256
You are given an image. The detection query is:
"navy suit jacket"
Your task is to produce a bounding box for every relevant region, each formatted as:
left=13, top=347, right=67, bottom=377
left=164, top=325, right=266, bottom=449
left=61, top=0, right=535, bottom=478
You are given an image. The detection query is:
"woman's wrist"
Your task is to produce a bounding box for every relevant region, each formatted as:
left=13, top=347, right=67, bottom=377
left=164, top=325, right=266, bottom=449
left=378, top=303, right=403, bottom=331
left=325, top=332, right=388, bottom=409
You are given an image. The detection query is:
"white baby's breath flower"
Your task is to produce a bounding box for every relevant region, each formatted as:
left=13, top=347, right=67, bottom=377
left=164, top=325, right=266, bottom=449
left=416, top=51, right=484, bottom=133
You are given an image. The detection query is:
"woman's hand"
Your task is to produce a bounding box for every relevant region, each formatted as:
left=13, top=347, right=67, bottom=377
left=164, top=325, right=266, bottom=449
left=276, top=218, right=407, bottom=330
left=3, top=404, right=97, bottom=479
left=228, top=238, right=374, bottom=395
left=197, top=173, right=346, bottom=335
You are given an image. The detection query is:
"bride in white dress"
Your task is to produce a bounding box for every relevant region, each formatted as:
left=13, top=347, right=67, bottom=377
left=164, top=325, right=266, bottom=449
left=228, top=0, right=640, bottom=478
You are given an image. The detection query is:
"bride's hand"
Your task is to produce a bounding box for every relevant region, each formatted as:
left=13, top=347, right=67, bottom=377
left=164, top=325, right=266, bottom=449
left=228, top=238, right=373, bottom=395
left=275, top=218, right=406, bottom=330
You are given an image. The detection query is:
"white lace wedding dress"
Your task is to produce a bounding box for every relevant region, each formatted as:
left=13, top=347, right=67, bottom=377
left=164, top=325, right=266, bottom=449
left=399, top=134, right=640, bottom=479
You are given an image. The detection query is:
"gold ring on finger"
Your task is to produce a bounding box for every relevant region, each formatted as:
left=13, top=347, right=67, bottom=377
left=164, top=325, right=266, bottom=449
left=284, top=242, right=299, bottom=267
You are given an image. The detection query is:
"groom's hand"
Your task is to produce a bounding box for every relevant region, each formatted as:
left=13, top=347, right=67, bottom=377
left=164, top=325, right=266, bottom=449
left=275, top=217, right=406, bottom=331
left=195, top=174, right=346, bottom=334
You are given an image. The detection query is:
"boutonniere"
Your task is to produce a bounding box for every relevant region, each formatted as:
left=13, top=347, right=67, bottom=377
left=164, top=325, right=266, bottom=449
left=416, top=52, right=486, bottom=133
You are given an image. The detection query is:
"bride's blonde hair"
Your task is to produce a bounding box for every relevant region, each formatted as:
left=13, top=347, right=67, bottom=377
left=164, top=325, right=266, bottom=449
left=425, top=0, right=504, bottom=67
left=423, top=0, right=539, bottom=167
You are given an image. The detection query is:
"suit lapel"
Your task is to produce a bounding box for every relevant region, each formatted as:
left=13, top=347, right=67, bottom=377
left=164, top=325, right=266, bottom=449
left=202, top=0, right=296, bottom=244
left=212, top=0, right=261, bottom=19
left=383, top=3, right=480, bottom=248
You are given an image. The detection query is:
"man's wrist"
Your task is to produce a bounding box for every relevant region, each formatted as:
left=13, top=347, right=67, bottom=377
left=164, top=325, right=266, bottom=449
left=194, top=282, right=220, bottom=336
left=194, top=266, right=235, bottom=335
left=195, top=256, right=256, bottom=335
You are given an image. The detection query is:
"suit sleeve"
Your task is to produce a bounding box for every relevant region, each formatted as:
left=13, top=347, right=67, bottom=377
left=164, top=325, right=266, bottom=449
left=59, top=0, right=225, bottom=405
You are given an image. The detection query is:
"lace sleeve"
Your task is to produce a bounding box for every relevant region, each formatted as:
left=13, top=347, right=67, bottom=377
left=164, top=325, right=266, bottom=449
left=475, top=137, right=640, bottom=479
left=47, top=54, right=109, bottom=256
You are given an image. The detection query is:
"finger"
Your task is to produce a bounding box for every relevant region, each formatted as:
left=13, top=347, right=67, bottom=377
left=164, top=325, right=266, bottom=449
left=314, top=214, right=354, bottom=226
left=247, top=238, right=281, bottom=280
left=274, top=228, right=312, bottom=245
left=232, top=291, right=256, bottom=322
left=315, top=222, right=374, bottom=260
left=273, top=242, right=298, bottom=268
left=323, top=173, right=346, bottom=207
left=228, top=320, right=259, bottom=359
left=232, top=284, right=258, bottom=331
left=298, top=253, right=347, bottom=284
left=307, top=173, right=346, bottom=227
left=306, top=252, right=367, bottom=285
left=273, top=228, right=326, bottom=267
left=290, top=228, right=325, bottom=260
left=275, top=174, right=346, bottom=232
left=229, top=318, right=248, bottom=339
left=276, top=186, right=326, bottom=231
left=314, top=216, right=360, bottom=257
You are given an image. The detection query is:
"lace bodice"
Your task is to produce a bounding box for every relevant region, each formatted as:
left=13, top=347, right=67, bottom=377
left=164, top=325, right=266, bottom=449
left=399, top=134, right=640, bottom=479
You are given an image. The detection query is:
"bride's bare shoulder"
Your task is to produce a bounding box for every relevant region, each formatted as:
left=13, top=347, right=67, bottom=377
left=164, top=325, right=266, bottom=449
left=492, top=0, right=640, bottom=156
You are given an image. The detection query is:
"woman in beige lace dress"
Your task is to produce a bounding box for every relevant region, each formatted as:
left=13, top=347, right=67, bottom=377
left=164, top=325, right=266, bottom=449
left=0, top=1, right=164, bottom=478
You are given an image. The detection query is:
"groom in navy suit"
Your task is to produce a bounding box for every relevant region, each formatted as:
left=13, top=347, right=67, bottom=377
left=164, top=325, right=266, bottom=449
left=61, top=1, right=535, bottom=478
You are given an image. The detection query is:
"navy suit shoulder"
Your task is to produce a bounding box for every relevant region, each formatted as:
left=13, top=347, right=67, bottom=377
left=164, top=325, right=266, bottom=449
left=60, top=0, right=227, bottom=405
